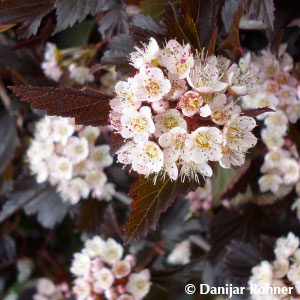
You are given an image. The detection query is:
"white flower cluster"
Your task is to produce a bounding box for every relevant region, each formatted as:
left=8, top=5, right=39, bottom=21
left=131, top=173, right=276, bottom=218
left=70, top=236, right=151, bottom=300
left=240, top=47, right=300, bottom=196
left=33, top=278, right=71, bottom=300
left=42, top=43, right=94, bottom=84
left=248, top=232, right=300, bottom=299
left=27, top=116, right=114, bottom=205
left=110, top=38, right=258, bottom=182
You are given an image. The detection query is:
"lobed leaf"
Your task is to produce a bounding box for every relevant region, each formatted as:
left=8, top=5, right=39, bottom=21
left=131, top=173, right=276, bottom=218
left=244, top=0, right=275, bottom=30
left=125, top=174, right=202, bottom=244
left=54, top=0, right=115, bottom=33
left=209, top=203, right=266, bottom=261
left=0, top=0, right=54, bottom=38
left=97, top=1, right=129, bottom=39
left=9, top=85, right=114, bottom=126
left=0, top=177, right=69, bottom=228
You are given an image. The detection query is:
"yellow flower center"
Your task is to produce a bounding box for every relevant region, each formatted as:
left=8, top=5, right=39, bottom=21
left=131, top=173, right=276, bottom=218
left=195, top=132, right=213, bottom=148
left=136, top=280, right=147, bottom=291
left=144, top=79, right=160, bottom=96
left=94, top=151, right=105, bottom=162
left=75, top=144, right=84, bottom=154
left=258, top=98, right=269, bottom=108
left=132, top=116, right=148, bottom=131
left=144, top=144, right=159, bottom=158
left=163, top=116, right=178, bottom=129
left=59, top=162, right=69, bottom=172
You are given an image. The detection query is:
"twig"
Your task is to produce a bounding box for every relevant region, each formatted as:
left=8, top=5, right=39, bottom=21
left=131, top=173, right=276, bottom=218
left=189, top=234, right=211, bottom=252
left=0, top=81, right=11, bottom=110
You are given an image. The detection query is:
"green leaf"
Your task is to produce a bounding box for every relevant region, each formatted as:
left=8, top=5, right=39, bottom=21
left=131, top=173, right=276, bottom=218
left=54, top=19, right=95, bottom=48
left=124, top=174, right=201, bottom=244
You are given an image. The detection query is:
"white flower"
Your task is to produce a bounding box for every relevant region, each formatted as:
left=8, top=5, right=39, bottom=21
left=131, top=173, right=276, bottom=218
left=35, top=117, right=52, bottom=140
left=94, top=268, right=115, bottom=290
left=219, top=146, right=245, bottom=168
left=280, top=158, right=299, bottom=184
left=185, top=127, right=223, bottom=164
left=226, top=63, right=258, bottom=96
left=158, top=39, right=194, bottom=79
left=30, top=161, right=49, bottom=183
left=70, top=252, right=91, bottom=277
left=187, top=61, right=227, bottom=94
left=277, top=86, right=297, bottom=106
left=85, top=171, right=107, bottom=190
left=62, top=177, right=90, bottom=204
left=117, top=141, right=136, bottom=166
left=223, top=116, right=257, bottom=152
left=112, top=260, right=131, bottom=279
left=78, top=126, right=101, bottom=143
left=89, top=145, right=113, bottom=169
left=178, top=91, right=203, bottom=117
left=72, top=278, right=91, bottom=300
left=84, top=236, right=106, bottom=258
left=179, top=159, right=213, bottom=182
left=112, top=77, right=141, bottom=112
left=158, top=127, right=188, bottom=161
left=120, top=106, right=155, bottom=142
left=261, top=129, right=284, bottom=150
left=131, top=141, right=164, bottom=176
left=258, top=173, right=282, bottom=194
left=51, top=156, right=73, bottom=181
left=287, top=263, right=300, bottom=294
left=126, top=269, right=151, bottom=300
left=154, top=109, right=187, bottom=137
left=68, top=63, right=94, bottom=84
left=261, top=79, right=279, bottom=94
left=264, top=111, right=288, bottom=135
left=64, top=136, right=89, bottom=164
left=51, top=117, right=75, bottom=145
left=248, top=261, right=273, bottom=287
left=36, top=278, right=56, bottom=296
left=209, top=94, right=240, bottom=125
left=286, top=101, right=300, bottom=124
left=130, top=37, right=159, bottom=69
left=41, top=43, right=62, bottom=82
left=101, top=238, right=124, bottom=265
left=165, top=72, right=188, bottom=100
left=133, top=65, right=171, bottom=102
left=27, top=140, right=54, bottom=162
left=261, top=149, right=289, bottom=172
left=272, top=259, right=289, bottom=279
left=167, top=239, right=191, bottom=265
left=274, top=232, right=299, bottom=259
